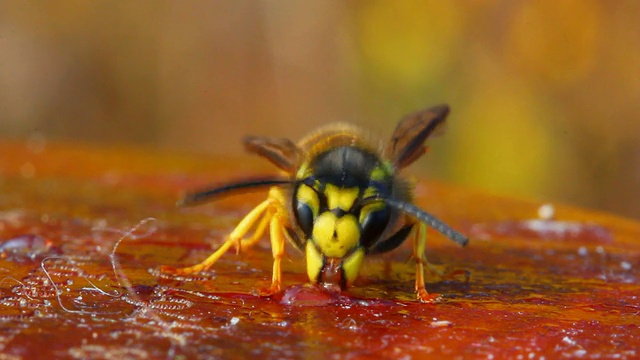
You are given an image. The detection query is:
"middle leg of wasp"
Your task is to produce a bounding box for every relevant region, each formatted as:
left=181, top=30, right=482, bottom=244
left=162, top=198, right=274, bottom=275
left=413, top=222, right=440, bottom=303
left=235, top=210, right=271, bottom=255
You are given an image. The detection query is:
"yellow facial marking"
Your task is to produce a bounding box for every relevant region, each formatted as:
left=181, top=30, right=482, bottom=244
left=296, top=184, right=319, bottom=217
left=312, top=212, right=360, bottom=258
left=342, top=247, right=365, bottom=286
left=363, top=186, right=379, bottom=200
left=359, top=201, right=386, bottom=224
left=325, top=184, right=359, bottom=211
left=305, top=242, right=323, bottom=283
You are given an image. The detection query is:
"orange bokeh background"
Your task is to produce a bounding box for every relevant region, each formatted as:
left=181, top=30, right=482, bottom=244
left=1, top=1, right=639, bottom=219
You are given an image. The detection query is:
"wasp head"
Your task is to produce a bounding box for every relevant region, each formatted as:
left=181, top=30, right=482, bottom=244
left=293, top=145, right=395, bottom=289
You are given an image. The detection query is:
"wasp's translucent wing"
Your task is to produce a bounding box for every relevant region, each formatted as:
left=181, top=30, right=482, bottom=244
left=244, top=136, right=304, bottom=173
left=385, top=105, right=449, bottom=169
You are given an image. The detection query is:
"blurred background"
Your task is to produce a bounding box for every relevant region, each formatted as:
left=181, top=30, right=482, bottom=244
left=1, top=1, right=639, bottom=219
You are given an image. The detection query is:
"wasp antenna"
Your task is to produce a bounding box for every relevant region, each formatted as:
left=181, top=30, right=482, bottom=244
left=178, top=177, right=292, bottom=206
left=382, top=197, right=469, bottom=246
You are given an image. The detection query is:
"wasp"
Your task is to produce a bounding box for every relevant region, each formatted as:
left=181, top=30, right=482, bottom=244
left=163, top=105, right=468, bottom=302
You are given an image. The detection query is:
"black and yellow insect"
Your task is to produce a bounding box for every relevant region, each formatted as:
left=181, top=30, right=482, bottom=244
left=163, top=105, right=468, bottom=302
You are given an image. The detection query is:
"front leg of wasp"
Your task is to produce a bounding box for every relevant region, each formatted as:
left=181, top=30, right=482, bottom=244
left=413, top=222, right=441, bottom=303
left=161, top=198, right=274, bottom=275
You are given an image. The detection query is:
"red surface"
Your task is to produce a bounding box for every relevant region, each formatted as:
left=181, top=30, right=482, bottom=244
left=0, top=140, right=639, bottom=359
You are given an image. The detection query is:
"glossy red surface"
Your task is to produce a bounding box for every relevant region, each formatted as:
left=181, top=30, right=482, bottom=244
left=1, top=141, right=639, bottom=359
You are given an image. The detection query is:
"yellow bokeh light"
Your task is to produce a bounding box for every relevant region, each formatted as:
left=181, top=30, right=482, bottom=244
left=450, top=80, right=555, bottom=197
left=505, top=0, right=601, bottom=84
left=358, top=0, right=460, bottom=86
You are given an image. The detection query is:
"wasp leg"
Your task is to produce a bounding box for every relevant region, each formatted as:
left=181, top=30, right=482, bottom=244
left=414, top=222, right=440, bottom=303
left=263, top=210, right=287, bottom=294
left=161, top=199, right=273, bottom=275
left=236, top=210, right=271, bottom=255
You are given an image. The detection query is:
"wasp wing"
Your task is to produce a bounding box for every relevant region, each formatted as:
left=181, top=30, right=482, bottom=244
left=385, top=105, right=449, bottom=169
left=244, top=136, right=303, bottom=173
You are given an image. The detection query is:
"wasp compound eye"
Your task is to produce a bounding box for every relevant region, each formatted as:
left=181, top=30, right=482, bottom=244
left=293, top=182, right=320, bottom=238
left=359, top=204, right=390, bottom=248
left=294, top=199, right=314, bottom=237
